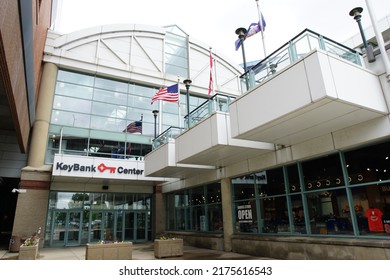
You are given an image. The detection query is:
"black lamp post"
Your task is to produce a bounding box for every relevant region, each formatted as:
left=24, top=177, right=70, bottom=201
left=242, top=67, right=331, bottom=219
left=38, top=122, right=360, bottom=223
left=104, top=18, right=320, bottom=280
left=349, top=7, right=375, bottom=63
left=183, top=79, right=192, bottom=128
left=236, top=27, right=249, bottom=90
left=152, top=110, right=159, bottom=138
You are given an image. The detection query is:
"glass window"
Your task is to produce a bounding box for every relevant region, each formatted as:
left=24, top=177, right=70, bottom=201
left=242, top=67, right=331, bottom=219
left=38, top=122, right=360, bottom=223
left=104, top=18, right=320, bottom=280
left=235, top=201, right=257, bottom=233
left=344, top=142, right=390, bottom=185
left=287, top=164, right=301, bottom=193
left=260, top=196, right=289, bottom=234
left=351, top=184, right=390, bottom=236
left=307, top=189, right=353, bottom=235
left=166, top=183, right=222, bottom=233
left=301, top=153, right=344, bottom=190
left=257, top=168, right=286, bottom=196
left=291, top=194, right=306, bottom=234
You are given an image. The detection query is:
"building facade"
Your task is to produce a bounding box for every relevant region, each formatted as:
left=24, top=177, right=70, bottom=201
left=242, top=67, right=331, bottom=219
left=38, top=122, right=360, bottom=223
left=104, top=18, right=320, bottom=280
left=145, top=21, right=390, bottom=258
left=0, top=0, right=54, bottom=249
left=13, top=24, right=242, bottom=248
left=11, top=10, right=390, bottom=259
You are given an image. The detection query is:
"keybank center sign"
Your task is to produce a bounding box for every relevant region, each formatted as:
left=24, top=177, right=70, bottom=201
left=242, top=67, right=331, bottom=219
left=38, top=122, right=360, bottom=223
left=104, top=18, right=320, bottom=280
left=53, top=154, right=149, bottom=180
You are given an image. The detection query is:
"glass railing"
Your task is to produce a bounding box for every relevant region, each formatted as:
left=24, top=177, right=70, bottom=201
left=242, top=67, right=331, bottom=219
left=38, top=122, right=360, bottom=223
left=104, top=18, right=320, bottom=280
left=152, top=126, right=184, bottom=149
left=184, top=93, right=236, bottom=128
left=151, top=94, right=236, bottom=150
left=240, top=29, right=362, bottom=93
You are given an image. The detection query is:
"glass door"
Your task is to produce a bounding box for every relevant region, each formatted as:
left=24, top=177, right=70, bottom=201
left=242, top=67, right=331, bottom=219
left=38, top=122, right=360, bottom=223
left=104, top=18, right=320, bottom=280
left=50, top=210, right=82, bottom=246
left=136, top=212, right=147, bottom=241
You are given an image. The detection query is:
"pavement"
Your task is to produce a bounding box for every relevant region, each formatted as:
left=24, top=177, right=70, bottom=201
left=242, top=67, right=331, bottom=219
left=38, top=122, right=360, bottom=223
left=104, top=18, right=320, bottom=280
left=0, top=243, right=273, bottom=260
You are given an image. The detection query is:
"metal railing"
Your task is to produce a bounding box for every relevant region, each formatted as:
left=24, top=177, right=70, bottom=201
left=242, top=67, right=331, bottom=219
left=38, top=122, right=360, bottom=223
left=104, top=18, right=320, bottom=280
left=152, top=126, right=184, bottom=149
left=240, top=29, right=362, bottom=93
left=184, top=93, right=236, bottom=128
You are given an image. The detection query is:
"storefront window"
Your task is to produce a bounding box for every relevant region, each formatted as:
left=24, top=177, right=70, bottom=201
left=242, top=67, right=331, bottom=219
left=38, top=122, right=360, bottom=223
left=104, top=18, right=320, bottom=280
left=301, top=153, right=344, bottom=189
left=234, top=201, right=257, bottom=233
left=351, top=184, right=390, bottom=236
left=290, top=194, right=307, bottom=234
left=165, top=183, right=222, bottom=232
left=345, top=142, right=390, bottom=185
left=307, top=189, right=353, bottom=235
left=261, top=196, right=289, bottom=234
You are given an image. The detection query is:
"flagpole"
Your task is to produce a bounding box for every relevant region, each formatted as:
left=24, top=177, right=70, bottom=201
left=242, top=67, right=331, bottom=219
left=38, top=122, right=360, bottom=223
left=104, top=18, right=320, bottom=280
left=177, top=76, right=182, bottom=128
left=208, top=47, right=214, bottom=97
left=158, top=100, right=162, bottom=136
left=365, top=0, right=390, bottom=82
left=255, top=0, right=267, bottom=58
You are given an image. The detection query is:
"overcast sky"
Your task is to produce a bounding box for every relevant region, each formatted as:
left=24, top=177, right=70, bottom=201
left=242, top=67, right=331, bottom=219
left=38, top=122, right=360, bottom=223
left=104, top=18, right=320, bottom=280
left=56, top=0, right=390, bottom=65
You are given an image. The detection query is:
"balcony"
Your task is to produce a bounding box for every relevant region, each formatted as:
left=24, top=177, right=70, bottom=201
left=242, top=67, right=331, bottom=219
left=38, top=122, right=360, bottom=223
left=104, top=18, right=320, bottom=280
left=144, top=95, right=274, bottom=178
left=230, top=49, right=387, bottom=145
left=144, top=29, right=388, bottom=178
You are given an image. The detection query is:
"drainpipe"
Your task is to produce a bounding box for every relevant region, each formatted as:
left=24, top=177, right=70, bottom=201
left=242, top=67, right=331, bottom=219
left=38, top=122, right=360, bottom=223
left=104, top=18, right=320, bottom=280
left=365, top=0, right=390, bottom=82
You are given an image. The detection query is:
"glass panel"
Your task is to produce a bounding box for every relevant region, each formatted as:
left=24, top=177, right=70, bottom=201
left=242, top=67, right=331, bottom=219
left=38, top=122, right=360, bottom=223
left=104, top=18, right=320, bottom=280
left=191, top=206, right=205, bottom=231
left=307, top=189, right=353, bottom=235
left=56, top=82, right=93, bottom=100
left=208, top=204, right=223, bottom=232
left=136, top=213, right=146, bottom=240
left=124, top=212, right=134, bottom=240
left=57, top=70, right=95, bottom=86
left=232, top=176, right=256, bottom=201
left=235, top=201, right=257, bottom=233
left=103, top=212, right=115, bottom=242
left=94, top=77, right=128, bottom=93
left=287, top=164, right=301, bottom=193
left=190, top=187, right=205, bottom=206
left=351, top=184, right=390, bottom=236
left=257, top=168, right=286, bottom=196
left=291, top=194, right=306, bottom=234
left=93, top=88, right=128, bottom=105
left=116, top=211, right=124, bottom=241
left=260, top=196, right=289, bottom=234
left=206, top=183, right=221, bottom=204
left=90, top=212, right=102, bottom=242
left=52, top=211, right=66, bottom=245
left=344, top=142, right=390, bottom=185
left=301, top=153, right=344, bottom=189
left=67, top=212, right=81, bottom=244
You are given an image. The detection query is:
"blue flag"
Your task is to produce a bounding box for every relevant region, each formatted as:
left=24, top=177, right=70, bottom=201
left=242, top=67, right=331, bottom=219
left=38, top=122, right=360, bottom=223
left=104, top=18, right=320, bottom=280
left=235, top=15, right=266, bottom=51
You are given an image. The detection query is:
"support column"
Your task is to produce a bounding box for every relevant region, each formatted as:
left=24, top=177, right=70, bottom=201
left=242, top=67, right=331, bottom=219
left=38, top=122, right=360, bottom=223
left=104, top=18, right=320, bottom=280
left=221, top=178, right=233, bottom=252
left=28, top=62, right=58, bottom=167
left=153, top=185, right=165, bottom=237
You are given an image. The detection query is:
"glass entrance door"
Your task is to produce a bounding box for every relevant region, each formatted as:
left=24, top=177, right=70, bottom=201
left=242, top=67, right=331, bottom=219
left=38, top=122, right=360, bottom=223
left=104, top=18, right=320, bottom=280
left=122, top=211, right=148, bottom=242
left=50, top=210, right=82, bottom=246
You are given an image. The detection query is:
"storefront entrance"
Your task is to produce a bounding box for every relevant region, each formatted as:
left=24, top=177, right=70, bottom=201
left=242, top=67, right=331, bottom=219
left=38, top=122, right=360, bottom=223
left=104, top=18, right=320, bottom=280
left=48, top=209, right=149, bottom=246
left=45, top=191, right=152, bottom=247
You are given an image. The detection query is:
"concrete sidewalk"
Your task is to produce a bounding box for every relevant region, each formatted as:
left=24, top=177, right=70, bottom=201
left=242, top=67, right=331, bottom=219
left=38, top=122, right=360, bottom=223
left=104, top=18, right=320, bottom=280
left=0, top=243, right=273, bottom=260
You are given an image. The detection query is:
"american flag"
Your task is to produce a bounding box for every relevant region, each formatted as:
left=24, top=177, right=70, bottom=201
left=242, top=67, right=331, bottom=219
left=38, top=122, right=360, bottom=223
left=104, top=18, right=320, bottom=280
left=151, top=84, right=179, bottom=104
left=124, top=121, right=142, bottom=133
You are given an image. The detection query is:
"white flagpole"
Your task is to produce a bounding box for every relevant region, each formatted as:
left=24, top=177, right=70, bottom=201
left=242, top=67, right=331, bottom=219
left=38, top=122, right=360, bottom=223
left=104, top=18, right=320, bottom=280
left=158, top=100, right=162, bottom=135
left=177, top=76, right=182, bottom=128
left=256, top=0, right=267, bottom=58
left=209, top=47, right=215, bottom=96
left=365, top=0, right=390, bottom=82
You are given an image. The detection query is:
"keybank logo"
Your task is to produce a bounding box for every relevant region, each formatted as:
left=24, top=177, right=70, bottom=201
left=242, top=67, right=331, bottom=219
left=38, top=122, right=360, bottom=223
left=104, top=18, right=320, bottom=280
left=55, top=162, right=144, bottom=175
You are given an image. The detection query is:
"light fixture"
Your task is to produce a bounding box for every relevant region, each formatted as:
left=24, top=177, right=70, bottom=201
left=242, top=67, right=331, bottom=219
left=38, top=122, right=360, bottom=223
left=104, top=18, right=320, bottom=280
left=12, top=188, right=27, bottom=193
left=183, top=79, right=192, bottom=128
left=349, top=7, right=375, bottom=63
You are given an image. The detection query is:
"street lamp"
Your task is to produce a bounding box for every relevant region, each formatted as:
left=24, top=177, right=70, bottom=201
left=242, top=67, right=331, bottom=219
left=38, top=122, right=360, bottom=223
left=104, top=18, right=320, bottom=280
left=236, top=27, right=249, bottom=90
left=152, top=110, right=159, bottom=138
left=183, top=79, right=192, bottom=128
left=349, top=7, right=375, bottom=63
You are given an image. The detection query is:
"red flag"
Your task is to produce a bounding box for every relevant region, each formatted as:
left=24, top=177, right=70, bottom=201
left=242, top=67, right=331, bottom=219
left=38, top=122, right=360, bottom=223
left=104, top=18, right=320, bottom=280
left=208, top=49, right=213, bottom=95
